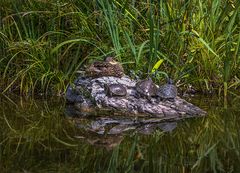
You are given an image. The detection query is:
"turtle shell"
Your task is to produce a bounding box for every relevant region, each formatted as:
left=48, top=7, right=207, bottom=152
left=105, top=84, right=127, bottom=97
left=136, top=78, right=157, bottom=97
left=157, top=79, right=177, bottom=99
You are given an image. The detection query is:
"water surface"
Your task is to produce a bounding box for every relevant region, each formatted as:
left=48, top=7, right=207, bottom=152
left=0, top=94, right=240, bottom=173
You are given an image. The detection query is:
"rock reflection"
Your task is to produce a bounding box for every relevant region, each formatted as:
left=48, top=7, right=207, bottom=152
left=74, top=133, right=124, bottom=151
left=66, top=104, right=179, bottom=149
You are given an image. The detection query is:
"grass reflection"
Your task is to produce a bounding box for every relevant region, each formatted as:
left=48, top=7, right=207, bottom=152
left=0, top=95, right=240, bottom=172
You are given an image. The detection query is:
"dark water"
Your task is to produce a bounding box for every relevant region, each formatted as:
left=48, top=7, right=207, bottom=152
left=0, top=94, right=240, bottom=173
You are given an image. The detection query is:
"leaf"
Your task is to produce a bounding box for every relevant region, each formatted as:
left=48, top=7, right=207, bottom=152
left=191, top=29, right=219, bottom=57
left=51, top=38, right=105, bottom=55
left=151, top=59, right=164, bottom=73
left=198, top=37, right=219, bottom=57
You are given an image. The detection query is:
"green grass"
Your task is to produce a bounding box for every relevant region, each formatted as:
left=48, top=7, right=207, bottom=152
left=0, top=0, right=240, bottom=96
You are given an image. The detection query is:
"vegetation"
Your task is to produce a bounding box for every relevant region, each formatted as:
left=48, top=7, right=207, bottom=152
left=0, top=0, right=240, bottom=96
left=1, top=1, right=240, bottom=172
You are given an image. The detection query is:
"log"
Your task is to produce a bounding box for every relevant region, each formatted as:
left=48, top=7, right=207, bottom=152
left=65, top=75, right=206, bottom=120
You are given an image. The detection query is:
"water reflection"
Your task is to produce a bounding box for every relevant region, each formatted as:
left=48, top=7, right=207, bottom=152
left=0, top=94, right=240, bottom=172
left=74, top=133, right=124, bottom=151
left=71, top=116, right=178, bottom=135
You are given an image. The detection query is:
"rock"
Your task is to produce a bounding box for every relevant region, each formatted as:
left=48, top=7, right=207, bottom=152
left=66, top=75, right=206, bottom=120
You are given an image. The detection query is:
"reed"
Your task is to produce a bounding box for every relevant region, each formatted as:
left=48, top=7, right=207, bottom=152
left=0, top=0, right=239, bottom=96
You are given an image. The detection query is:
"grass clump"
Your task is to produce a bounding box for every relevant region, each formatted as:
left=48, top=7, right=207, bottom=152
left=0, top=0, right=239, bottom=96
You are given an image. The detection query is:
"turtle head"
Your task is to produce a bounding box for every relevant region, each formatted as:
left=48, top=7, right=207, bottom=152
left=167, top=78, right=174, bottom=85
left=105, top=57, right=117, bottom=64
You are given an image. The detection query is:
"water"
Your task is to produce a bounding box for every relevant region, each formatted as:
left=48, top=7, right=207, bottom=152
left=0, top=94, right=240, bottom=173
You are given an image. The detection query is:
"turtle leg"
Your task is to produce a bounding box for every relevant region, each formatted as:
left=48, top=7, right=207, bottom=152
left=147, top=95, right=154, bottom=104
left=156, top=97, right=160, bottom=103
left=168, top=98, right=175, bottom=102
left=109, top=92, right=113, bottom=97
left=157, top=97, right=163, bottom=103
left=135, top=92, right=141, bottom=99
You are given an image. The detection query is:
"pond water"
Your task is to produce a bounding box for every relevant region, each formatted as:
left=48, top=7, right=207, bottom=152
left=0, top=94, right=240, bottom=173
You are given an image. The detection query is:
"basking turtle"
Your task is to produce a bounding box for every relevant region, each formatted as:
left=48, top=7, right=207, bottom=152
left=135, top=78, right=158, bottom=101
left=85, top=57, right=124, bottom=78
left=157, top=78, right=177, bottom=101
left=104, top=83, right=127, bottom=97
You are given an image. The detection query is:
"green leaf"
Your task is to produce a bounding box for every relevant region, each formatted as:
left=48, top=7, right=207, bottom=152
left=151, top=59, right=164, bottom=73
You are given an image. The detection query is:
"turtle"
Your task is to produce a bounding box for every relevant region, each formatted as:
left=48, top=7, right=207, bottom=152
left=85, top=57, right=124, bottom=78
left=104, top=83, right=127, bottom=97
left=156, top=78, right=177, bottom=101
left=135, top=78, right=158, bottom=101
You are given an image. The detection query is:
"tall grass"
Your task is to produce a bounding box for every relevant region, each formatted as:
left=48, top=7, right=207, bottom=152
left=0, top=0, right=239, bottom=96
